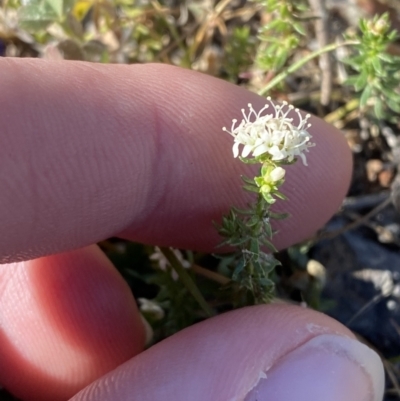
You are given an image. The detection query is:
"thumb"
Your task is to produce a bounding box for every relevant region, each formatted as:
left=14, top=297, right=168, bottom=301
left=70, top=305, right=384, bottom=401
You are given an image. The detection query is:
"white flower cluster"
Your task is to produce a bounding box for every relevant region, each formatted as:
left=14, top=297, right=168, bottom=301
left=150, top=247, right=191, bottom=280
left=223, top=98, right=314, bottom=165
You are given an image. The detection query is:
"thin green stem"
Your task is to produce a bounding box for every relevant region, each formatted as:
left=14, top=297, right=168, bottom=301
left=324, top=98, right=360, bottom=124
left=159, top=247, right=214, bottom=317
left=192, top=264, right=230, bottom=285
left=257, top=40, right=360, bottom=96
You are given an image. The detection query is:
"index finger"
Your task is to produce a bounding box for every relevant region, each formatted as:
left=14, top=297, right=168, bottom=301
left=0, top=59, right=351, bottom=263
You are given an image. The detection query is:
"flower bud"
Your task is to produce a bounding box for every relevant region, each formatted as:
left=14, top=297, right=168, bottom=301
left=270, top=166, right=286, bottom=182
left=367, top=16, right=389, bottom=36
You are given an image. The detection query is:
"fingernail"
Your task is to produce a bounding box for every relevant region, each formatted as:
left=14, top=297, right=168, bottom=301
left=244, top=334, right=384, bottom=401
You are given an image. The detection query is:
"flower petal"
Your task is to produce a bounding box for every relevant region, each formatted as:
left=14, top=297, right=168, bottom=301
left=253, top=144, right=269, bottom=157
left=232, top=142, right=240, bottom=158
left=242, top=144, right=253, bottom=158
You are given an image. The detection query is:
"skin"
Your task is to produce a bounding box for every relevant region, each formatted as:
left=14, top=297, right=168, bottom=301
left=0, top=58, right=355, bottom=401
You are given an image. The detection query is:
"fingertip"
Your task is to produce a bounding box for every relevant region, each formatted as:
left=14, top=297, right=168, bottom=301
left=244, top=333, right=384, bottom=401
left=0, top=246, right=145, bottom=401
left=70, top=305, right=382, bottom=401
left=0, top=59, right=352, bottom=260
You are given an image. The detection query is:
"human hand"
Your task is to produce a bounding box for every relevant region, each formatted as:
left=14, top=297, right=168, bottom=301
left=0, top=58, right=383, bottom=401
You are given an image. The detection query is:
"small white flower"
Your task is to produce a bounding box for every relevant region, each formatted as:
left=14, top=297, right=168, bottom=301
left=138, top=298, right=165, bottom=320
left=222, top=98, right=315, bottom=165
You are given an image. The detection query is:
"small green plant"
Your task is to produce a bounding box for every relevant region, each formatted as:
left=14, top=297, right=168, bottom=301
left=216, top=99, right=314, bottom=303
left=344, top=13, right=400, bottom=120
left=223, top=26, right=257, bottom=81
left=147, top=262, right=201, bottom=337
left=157, top=99, right=314, bottom=309
left=255, top=0, right=310, bottom=73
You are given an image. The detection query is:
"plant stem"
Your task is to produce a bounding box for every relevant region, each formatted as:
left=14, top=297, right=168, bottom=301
left=192, top=264, right=231, bottom=285
left=308, top=0, right=331, bottom=106
left=324, top=98, right=360, bottom=124
left=257, top=40, right=360, bottom=96
left=159, top=247, right=215, bottom=317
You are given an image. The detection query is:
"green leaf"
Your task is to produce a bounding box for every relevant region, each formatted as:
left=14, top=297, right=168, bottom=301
left=241, top=176, right=256, bottom=185
left=247, top=215, right=260, bottom=228
left=231, top=206, right=254, bottom=215
left=387, top=99, right=400, bottom=113
left=341, top=57, right=356, bottom=67
left=273, top=51, right=289, bottom=71
left=249, top=238, right=260, bottom=255
left=262, top=192, right=276, bottom=204
left=292, top=21, right=306, bottom=36
left=263, top=222, right=272, bottom=238
left=373, top=98, right=385, bottom=119
left=360, top=85, right=373, bottom=108
left=258, top=278, right=275, bottom=287
left=274, top=191, right=288, bottom=200
left=260, top=237, right=277, bottom=252
left=296, top=3, right=309, bottom=12
left=18, top=2, right=58, bottom=31
left=344, top=75, right=359, bottom=87
left=229, top=237, right=250, bottom=247
left=254, top=177, right=264, bottom=187
left=232, top=258, right=246, bottom=281
left=388, top=30, right=399, bottom=42
left=268, top=211, right=290, bottom=220
left=354, top=72, right=368, bottom=92
left=46, top=0, right=63, bottom=17
left=372, top=57, right=384, bottom=76
left=378, top=52, right=394, bottom=63
left=381, top=87, right=400, bottom=103
left=359, top=18, right=368, bottom=34
left=243, top=185, right=260, bottom=193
